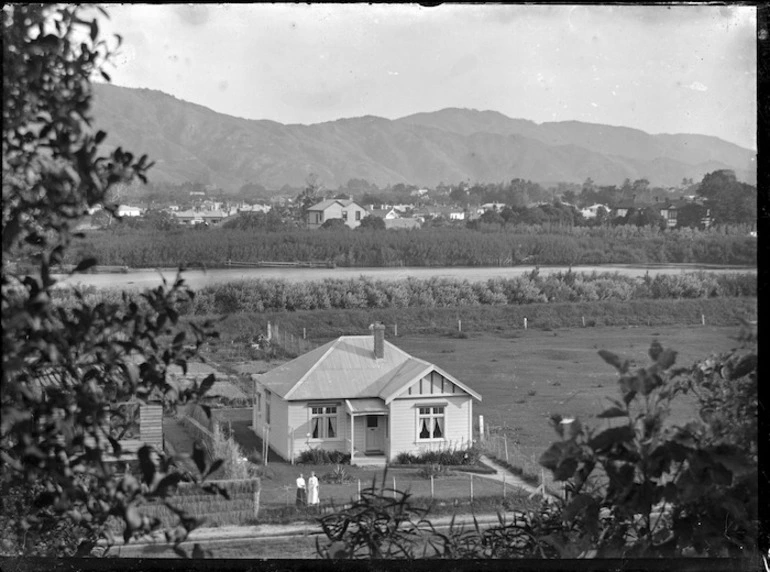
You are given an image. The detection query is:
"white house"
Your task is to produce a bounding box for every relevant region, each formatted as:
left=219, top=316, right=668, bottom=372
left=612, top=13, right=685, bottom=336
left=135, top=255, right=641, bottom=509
left=580, top=204, right=608, bottom=219
left=306, top=199, right=369, bottom=229
left=117, top=205, right=142, bottom=217
left=252, top=324, right=481, bottom=465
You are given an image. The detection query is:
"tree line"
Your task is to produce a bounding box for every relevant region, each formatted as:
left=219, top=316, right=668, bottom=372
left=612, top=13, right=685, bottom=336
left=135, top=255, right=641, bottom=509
left=59, top=225, right=757, bottom=268
left=49, top=271, right=757, bottom=316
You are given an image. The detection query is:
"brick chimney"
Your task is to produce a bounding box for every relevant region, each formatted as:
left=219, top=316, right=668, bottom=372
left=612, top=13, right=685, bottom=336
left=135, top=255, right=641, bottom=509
left=371, top=322, right=385, bottom=359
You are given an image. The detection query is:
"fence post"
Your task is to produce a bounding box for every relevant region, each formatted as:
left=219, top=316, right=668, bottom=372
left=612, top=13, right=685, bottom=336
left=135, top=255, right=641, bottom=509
left=253, top=487, right=261, bottom=518
left=431, top=475, right=434, bottom=500
left=524, top=317, right=528, bottom=330
left=357, top=479, right=361, bottom=502
left=303, top=327, right=306, bottom=340
left=393, top=476, right=397, bottom=499
left=394, top=323, right=397, bottom=337
left=701, top=314, right=706, bottom=326
left=479, top=415, right=484, bottom=443
left=470, top=473, right=474, bottom=502
left=582, top=316, right=586, bottom=327
left=504, top=436, right=509, bottom=463
left=458, top=319, right=462, bottom=332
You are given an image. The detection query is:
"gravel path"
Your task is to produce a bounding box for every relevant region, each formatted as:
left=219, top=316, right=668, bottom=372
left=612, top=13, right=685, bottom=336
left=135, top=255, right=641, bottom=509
left=460, top=455, right=558, bottom=501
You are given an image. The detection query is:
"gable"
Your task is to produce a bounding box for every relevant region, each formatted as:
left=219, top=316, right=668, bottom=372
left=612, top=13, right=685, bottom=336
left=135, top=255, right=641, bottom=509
left=399, top=370, right=466, bottom=399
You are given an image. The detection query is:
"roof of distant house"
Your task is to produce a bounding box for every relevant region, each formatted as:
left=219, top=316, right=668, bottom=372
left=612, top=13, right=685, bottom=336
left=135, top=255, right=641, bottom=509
left=307, top=199, right=364, bottom=211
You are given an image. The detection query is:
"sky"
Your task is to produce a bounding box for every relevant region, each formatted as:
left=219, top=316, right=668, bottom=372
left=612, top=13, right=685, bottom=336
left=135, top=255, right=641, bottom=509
left=94, top=4, right=757, bottom=150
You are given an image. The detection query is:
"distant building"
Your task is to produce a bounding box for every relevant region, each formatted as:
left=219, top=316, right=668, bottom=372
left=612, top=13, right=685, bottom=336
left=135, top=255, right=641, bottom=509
left=117, top=205, right=142, bottom=217
left=480, top=202, right=506, bottom=212
left=368, top=208, right=400, bottom=220
left=580, top=204, right=608, bottom=219
left=306, top=199, right=368, bottom=229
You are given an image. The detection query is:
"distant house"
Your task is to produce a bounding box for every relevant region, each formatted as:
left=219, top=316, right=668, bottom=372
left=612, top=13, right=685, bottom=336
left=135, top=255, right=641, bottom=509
left=306, top=199, right=368, bottom=229
left=656, top=199, right=690, bottom=228
left=480, top=203, right=506, bottom=213
left=369, top=208, right=400, bottom=220
left=611, top=199, right=637, bottom=218
left=117, top=205, right=142, bottom=217
left=252, top=324, right=481, bottom=465
left=580, top=204, right=608, bottom=219
left=172, top=209, right=227, bottom=225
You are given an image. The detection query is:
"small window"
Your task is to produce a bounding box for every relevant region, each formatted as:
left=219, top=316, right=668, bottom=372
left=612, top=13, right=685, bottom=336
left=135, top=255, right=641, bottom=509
left=367, top=415, right=378, bottom=428
left=417, top=406, right=445, bottom=440
left=342, top=211, right=348, bottom=221
left=310, top=405, right=338, bottom=439
left=356, top=211, right=361, bottom=221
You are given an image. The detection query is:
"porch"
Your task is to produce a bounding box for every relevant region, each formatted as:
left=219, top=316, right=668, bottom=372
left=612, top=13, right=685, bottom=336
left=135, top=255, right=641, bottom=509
left=345, top=398, right=390, bottom=466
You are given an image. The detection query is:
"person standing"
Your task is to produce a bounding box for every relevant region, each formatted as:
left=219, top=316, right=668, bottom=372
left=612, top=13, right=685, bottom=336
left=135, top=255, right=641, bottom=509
left=296, top=473, right=306, bottom=507
left=307, top=471, right=319, bottom=507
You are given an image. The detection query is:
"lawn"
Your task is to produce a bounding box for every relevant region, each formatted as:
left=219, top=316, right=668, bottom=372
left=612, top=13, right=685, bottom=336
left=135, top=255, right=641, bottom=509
left=391, top=324, right=743, bottom=454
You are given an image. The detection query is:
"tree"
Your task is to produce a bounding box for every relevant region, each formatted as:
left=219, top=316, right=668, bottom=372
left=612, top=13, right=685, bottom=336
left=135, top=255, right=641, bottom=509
left=696, top=170, right=756, bottom=225
left=357, top=215, right=386, bottom=231
left=295, top=173, right=323, bottom=223
left=320, top=218, right=347, bottom=230
left=675, top=203, right=708, bottom=229
left=539, top=330, right=758, bottom=558
left=2, top=4, right=221, bottom=557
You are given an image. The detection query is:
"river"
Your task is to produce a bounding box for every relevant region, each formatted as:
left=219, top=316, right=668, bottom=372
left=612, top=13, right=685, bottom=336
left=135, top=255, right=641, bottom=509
left=52, top=264, right=757, bottom=291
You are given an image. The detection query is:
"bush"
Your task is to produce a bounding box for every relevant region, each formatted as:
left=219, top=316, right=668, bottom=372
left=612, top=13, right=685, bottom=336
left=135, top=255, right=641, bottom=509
left=394, top=446, right=480, bottom=466
left=296, top=448, right=351, bottom=465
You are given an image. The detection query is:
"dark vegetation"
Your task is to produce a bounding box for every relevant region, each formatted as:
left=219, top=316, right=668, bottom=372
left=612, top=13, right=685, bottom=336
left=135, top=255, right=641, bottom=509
left=316, top=325, right=759, bottom=559
left=58, top=224, right=757, bottom=267
left=1, top=4, right=222, bottom=558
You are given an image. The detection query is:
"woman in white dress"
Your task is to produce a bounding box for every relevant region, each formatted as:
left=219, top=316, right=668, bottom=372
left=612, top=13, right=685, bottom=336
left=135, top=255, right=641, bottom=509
left=307, top=471, right=319, bottom=506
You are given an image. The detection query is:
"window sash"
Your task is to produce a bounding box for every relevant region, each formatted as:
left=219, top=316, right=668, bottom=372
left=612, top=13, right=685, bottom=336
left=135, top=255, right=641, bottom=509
left=417, top=407, right=445, bottom=441
left=310, top=406, right=339, bottom=439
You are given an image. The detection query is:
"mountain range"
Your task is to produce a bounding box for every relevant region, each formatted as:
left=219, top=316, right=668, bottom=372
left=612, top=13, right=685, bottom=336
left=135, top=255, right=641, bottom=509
left=90, top=83, right=756, bottom=191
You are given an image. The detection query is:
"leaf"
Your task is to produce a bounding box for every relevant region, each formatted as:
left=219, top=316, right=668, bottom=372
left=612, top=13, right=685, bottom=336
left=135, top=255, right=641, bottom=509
left=199, top=374, right=215, bottom=396
left=192, top=441, right=207, bottom=475
left=656, top=349, right=677, bottom=370
left=587, top=426, right=635, bottom=453
left=206, top=458, right=224, bottom=477
left=597, top=407, right=627, bottom=419
left=137, top=446, right=156, bottom=485
left=73, top=257, right=98, bottom=273
left=648, top=340, right=663, bottom=361
left=156, top=473, right=184, bottom=497
left=598, top=349, right=625, bottom=372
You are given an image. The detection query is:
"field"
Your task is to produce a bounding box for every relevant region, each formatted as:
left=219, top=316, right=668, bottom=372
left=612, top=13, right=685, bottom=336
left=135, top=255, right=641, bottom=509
left=391, top=324, right=743, bottom=454
left=223, top=323, right=744, bottom=459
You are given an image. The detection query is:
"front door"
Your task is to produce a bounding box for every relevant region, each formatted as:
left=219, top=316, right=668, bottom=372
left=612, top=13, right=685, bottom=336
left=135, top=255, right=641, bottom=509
left=365, top=415, right=385, bottom=453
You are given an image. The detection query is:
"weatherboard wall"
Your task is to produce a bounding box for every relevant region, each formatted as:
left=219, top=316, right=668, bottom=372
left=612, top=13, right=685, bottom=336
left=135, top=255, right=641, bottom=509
left=389, top=394, right=472, bottom=459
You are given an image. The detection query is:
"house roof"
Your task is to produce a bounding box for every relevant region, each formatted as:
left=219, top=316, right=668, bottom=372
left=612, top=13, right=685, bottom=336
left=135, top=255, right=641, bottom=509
left=254, top=335, right=481, bottom=403
left=307, top=199, right=364, bottom=212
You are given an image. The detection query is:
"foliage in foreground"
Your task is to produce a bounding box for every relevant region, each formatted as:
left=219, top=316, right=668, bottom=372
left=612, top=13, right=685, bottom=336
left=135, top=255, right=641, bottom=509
left=316, top=325, right=758, bottom=559
left=1, top=4, right=224, bottom=557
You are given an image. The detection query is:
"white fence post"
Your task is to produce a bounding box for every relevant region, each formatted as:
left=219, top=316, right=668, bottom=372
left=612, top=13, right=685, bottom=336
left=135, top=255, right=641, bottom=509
left=357, top=479, right=361, bottom=501
left=430, top=475, right=434, bottom=499
left=524, top=317, right=528, bottom=330
left=470, top=473, right=474, bottom=502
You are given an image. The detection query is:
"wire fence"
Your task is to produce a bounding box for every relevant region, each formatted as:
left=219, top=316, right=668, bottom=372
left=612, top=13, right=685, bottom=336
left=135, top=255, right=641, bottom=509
left=480, top=427, right=561, bottom=496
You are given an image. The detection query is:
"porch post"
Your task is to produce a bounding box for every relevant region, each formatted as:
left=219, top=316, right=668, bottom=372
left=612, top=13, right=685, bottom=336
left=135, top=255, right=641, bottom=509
left=350, top=413, right=355, bottom=463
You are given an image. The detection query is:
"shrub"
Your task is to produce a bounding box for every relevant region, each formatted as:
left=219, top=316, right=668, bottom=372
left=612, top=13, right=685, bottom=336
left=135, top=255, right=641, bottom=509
left=296, top=448, right=351, bottom=465
left=320, top=464, right=353, bottom=484
left=394, top=446, right=480, bottom=466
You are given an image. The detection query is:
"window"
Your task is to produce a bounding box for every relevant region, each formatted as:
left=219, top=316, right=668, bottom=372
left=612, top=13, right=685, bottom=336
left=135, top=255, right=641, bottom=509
left=342, top=211, right=348, bottom=221
left=265, top=390, right=271, bottom=425
left=310, top=406, right=338, bottom=439
left=355, top=211, right=361, bottom=221
left=418, top=406, right=445, bottom=440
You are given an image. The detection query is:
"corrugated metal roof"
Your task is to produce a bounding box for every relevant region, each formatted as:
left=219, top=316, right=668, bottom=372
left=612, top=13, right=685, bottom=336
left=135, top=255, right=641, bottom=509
left=255, top=335, right=481, bottom=404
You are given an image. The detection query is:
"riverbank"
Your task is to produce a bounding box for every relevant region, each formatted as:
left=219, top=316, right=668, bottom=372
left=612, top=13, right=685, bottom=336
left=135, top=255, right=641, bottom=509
left=49, top=262, right=756, bottom=291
